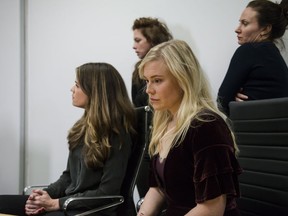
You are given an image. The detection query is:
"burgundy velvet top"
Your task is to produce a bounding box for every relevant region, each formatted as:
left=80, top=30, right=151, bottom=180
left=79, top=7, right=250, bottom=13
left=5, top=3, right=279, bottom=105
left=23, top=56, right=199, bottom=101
left=150, top=112, right=242, bottom=216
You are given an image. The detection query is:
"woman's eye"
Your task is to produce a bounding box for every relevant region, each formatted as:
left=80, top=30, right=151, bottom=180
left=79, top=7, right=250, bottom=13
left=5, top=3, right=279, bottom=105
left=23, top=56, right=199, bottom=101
left=145, top=79, right=162, bottom=84
left=241, top=21, right=248, bottom=26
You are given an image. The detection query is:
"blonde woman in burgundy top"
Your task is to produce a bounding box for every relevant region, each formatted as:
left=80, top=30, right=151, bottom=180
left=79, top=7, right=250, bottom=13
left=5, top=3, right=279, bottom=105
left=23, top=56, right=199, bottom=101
left=137, top=40, right=242, bottom=216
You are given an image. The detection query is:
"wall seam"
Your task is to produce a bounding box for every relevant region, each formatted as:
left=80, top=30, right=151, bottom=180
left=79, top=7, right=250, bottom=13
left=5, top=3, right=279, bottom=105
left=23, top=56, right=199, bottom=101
left=19, top=0, right=27, bottom=193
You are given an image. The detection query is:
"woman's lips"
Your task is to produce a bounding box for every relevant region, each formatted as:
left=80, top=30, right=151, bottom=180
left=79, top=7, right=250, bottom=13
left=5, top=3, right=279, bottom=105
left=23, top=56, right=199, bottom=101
left=150, top=98, right=159, bottom=103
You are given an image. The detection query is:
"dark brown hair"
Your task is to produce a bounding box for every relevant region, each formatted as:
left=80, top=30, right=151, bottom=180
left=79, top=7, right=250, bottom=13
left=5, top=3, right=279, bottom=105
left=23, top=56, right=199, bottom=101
left=247, top=0, right=288, bottom=42
left=132, top=17, right=173, bottom=46
left=132, top=17, right=173, bottom=87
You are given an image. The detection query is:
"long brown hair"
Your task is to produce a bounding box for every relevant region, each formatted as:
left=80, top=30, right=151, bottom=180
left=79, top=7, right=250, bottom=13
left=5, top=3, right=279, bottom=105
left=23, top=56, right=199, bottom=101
left=68, top=63, right=135, bottom=168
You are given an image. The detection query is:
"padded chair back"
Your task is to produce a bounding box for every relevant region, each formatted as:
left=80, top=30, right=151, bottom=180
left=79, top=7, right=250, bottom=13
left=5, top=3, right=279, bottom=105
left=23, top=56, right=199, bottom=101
left=117, top=106, right=152, bottom=216
left=229, top=98, right=288, bottom=216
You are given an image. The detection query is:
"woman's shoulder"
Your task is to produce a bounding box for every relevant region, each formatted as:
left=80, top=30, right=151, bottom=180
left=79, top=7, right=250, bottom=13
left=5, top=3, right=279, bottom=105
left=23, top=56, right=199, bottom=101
left=187, top=110, right=230, bottom=138
left=185, top=110, right=233, bottom=152
left=234, top=43, right=254, bottom=54
left=110, top=127, right=133, bottom=146
left=189, top=109, right=225, bottom=127
left=236, top=41, right=275, bottom=52
left=231, top=43, right=261, bottom=62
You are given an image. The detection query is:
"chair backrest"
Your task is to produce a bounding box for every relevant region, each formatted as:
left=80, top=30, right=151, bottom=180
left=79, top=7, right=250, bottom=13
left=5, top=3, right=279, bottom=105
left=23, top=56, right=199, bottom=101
left=229, top=98, right=288, bottom=216
left=117, top=106, right=152, bottom=216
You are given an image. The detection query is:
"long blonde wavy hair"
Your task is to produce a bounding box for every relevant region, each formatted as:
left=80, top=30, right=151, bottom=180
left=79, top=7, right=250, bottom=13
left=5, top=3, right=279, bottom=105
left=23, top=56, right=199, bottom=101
left=67, top=63, right=136, bottom=168
left=138, top=40, right=238, bottom=156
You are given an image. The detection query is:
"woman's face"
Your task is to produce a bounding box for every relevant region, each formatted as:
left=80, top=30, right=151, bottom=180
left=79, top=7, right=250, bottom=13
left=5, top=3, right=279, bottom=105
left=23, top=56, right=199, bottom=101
left=71, top=79, right=88, bottom=109
left=143, top=60, right=183, bottom=115
left=235, top=7, right=265, bottom=45
left=133, top=29, right=152, bottom=59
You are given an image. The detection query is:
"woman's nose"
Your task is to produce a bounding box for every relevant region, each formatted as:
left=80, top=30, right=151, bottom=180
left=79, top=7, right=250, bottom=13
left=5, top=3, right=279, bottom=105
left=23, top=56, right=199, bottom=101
left=146, top=82, right=153, bottom=94
left=235, top=25, right=241, bottom=33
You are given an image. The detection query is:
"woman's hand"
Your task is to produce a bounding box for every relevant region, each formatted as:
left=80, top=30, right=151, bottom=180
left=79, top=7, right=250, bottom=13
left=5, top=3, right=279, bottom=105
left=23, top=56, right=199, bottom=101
left=25, top=189, right=60, bottom=215
left=25, top=204, right=45, bottom=215
left=235, top=92, right=248, bottom=101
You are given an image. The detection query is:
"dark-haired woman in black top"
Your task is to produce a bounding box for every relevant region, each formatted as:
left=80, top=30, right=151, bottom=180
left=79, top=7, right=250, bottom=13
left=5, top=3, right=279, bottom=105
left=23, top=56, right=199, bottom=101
left=218, top=0, right=288, bottom=115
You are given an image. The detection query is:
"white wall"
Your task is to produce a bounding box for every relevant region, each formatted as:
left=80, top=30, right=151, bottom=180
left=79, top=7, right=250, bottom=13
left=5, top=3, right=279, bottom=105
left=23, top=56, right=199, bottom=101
left=1, top=0, right=287, bottom=193
left=0, top=0, right=23, bottom=193
left=25, top=0, right=248, bottom=186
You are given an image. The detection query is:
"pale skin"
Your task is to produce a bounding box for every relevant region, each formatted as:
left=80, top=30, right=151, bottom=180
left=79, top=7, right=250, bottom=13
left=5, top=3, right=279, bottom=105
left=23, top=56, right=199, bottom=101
left=235, top=7, right=271, bottom=45
left=25, top=79, right=88, bottom=215
left=234, top=6, right=271, bottom=101
left=71, top=79, right=89, bottom=109
left=138, top=59, right=226, bottom=215
left=235, top=92, right=248, bottom=101
left=133, top=29, right=152, bottom=59
left=25, top=190, right=59, bottom=215
left=144, top=60, right=183, bottom=116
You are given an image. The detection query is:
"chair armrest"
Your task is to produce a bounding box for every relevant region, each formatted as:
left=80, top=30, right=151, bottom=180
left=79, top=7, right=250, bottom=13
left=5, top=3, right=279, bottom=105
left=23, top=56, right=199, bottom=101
left=136, top=197, right=144, bottom=212
left=136, top=197, right=167, bottom=216
left=63, top=195, right=124, bottom=216
left=23, top=185, right=48, bottom=195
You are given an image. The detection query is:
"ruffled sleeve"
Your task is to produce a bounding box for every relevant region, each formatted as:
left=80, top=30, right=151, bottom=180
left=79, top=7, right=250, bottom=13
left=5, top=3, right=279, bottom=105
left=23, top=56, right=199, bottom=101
left=193, top=144, right=242, bottom=203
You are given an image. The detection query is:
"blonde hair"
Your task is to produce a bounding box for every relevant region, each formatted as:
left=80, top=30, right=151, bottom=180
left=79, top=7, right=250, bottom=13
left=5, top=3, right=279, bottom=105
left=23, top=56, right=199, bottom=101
left=139, top=40, right=238, bottom=156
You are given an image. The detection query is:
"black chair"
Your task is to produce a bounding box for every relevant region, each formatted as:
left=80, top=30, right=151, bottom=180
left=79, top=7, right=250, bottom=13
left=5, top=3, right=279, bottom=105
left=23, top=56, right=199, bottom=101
left=229, top=98, right=288, bottom=216
left=24, top=106, right=152, bottom=216
left=135, top=107, right=153, bottom=199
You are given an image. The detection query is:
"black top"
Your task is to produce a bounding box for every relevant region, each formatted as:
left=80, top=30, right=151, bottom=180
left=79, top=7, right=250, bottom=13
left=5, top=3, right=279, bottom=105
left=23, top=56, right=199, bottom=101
left=217, top=41, right=288, bottom=115
left=132, top=78, right=148, bottom=107
left=132, top=61, right=149, bottom=107
left=44, top=129, right=132, bottom=211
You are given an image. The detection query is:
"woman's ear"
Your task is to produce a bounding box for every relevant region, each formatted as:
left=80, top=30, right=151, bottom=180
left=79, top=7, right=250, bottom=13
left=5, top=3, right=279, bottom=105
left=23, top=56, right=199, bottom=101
left=260, top=24, right=272, bottom=37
